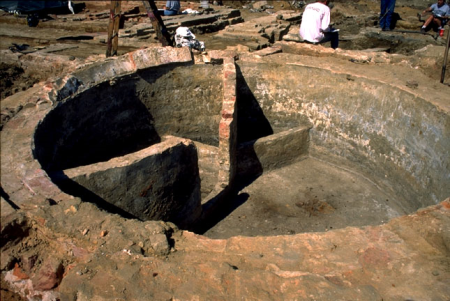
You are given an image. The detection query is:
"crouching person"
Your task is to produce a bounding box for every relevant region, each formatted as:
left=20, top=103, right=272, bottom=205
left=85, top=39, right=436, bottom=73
left=420, top=0, right=450, bottom=33
left=299, top=0, right=339, bottom=49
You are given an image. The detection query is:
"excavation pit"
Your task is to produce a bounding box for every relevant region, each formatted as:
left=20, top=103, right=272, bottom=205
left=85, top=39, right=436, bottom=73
left=27, top=47, right=449, bottom=238
left=1, top=44, right=450, bottom=301
left=2, top=0, right=450, bottom=297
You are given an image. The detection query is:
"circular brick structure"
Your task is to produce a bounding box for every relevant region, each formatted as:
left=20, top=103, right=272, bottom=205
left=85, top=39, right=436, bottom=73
left=1, top=45, right=449, bottom=300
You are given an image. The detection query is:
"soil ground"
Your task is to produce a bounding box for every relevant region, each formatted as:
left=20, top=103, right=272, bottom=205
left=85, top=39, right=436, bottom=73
left=1, top=1, right=449, bottom=300
left=201, top=157, right=405, bottom=238
left=0, top=1, right=268, bottom=100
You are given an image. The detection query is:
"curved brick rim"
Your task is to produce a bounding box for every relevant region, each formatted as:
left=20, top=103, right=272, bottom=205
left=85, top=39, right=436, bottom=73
left=0, top=46, right=240, bottom=233
left=1, top=47, right=196, bottom=211
left=2, top=44, right=450, bottom=221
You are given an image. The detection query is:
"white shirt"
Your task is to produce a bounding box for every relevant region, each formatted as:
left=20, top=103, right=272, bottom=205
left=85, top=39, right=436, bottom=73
left=299, top=2, right=331, bottom=43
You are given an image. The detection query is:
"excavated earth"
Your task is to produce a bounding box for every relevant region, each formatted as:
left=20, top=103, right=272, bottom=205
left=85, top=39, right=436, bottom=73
left=1, top=1, right=450, bottom=300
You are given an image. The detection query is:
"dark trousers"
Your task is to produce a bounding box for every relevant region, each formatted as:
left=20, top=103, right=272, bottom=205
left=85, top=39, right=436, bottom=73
left=380, top=0, right=396, bottom=29
left=321, top=32, right=339, bottom=49
left=164, top=9, right=178, bottom=16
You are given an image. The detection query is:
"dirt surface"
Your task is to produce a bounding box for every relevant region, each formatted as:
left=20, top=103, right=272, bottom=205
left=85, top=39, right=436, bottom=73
left=0, top=1, right=263, bottom=100
left=0, top=0, right=448, bottom=100
left=1, top=1, right=449, bottom=300
left=1, top=278, right=25, bottom=301
left=0, top=62, right=39, bottom=100
left=201, top=157, right=406, bottom=239
left=1, top=0, right=448, bottom=101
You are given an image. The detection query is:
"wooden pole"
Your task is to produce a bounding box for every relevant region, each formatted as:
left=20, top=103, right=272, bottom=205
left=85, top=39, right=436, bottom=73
left=106, top=0, right=121, bottom=57
left=106, top=1, right=115, bottom=57
left=142, top=0, right=173, bottom=47
left=440, top=26, right=450, bottom=84
left=112, top=1, right=121, bottom=56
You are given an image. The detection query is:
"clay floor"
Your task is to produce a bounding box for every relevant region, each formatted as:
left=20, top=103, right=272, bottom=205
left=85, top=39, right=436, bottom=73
left=201, top=157, right=406, bottom=238
left=1, top=1, right=450, bottom=300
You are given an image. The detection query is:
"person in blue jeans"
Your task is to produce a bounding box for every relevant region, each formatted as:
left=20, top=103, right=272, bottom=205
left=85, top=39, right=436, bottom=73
left=164, top=0, right=180, bottom=16
left=380, top=0, right=396, bottom=31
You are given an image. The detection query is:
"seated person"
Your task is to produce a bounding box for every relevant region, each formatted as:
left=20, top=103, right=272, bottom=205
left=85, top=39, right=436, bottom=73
left=164, top=0, right=180, bottom=16
left=420, top=0, right=450, bottom=32
left=299, top=0, right=339, bottom=49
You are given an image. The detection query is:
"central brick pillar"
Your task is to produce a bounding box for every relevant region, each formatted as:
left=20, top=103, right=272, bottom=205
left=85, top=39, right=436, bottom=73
left=217, top=57, right=237, bottom=188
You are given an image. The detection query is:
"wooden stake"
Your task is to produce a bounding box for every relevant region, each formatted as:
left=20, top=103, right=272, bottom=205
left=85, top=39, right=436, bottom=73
left=106, top=0, right=121, bottom=57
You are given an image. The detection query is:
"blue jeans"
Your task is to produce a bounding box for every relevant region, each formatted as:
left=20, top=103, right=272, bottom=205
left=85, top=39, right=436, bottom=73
left=164, top=9, right=177, bottom=16
left=321, top=31, right=339, bottom=49
left=380, top=0, right=396, bottom=29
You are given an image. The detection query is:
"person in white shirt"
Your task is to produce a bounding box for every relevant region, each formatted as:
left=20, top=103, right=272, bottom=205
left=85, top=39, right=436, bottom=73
left=299, top=0, right=339, bottom=49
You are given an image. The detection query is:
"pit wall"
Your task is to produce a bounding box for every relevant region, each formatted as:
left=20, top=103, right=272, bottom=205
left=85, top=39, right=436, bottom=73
left=56, top=136, right=201, bottom=229
left=29, top=47, right=238, bottom=229
left=236, top=54, right=450, bottom=208
left=136, top=64, right=224, bottom=146
left=194, top=141, right=219, bottom=199
left=2, top=47, right=192, bottom=210
left=237, top=126, right=311, bottom=179
left=34, top=75, right=161, bottom=171
left=4, top=45, right=448, bottom=230
left=34, top=63, right=224, bottom=172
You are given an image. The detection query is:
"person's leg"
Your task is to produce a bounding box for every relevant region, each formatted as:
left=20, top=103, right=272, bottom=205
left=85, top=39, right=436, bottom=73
left=380, top=0, right=388, bottom=29
left=320, top=32, right=339, bottom=49
left=423, top=15, right=434, bottom=28
left=164, top=10, right=177, bottom=16
left=421, top=14, right=434, bottom=32
left=384, top=0, right=396, bottom=30
left=433, top=17, right=443, bottom=29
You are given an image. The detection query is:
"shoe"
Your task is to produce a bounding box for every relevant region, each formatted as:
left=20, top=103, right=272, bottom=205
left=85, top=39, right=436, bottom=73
left=420, top=27, right=426, bottom=33
left=382, top=27, right=391, bottom=31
